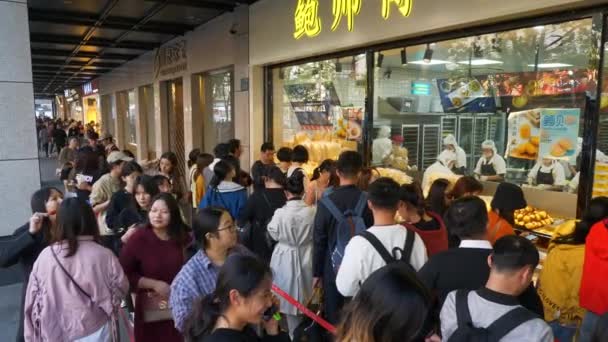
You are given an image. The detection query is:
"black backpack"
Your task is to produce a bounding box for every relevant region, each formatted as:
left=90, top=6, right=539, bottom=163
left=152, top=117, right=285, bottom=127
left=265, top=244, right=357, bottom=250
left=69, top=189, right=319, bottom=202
left=359, top=228, right=416, bottom=269
left=447, top=290, right=538, bottom=342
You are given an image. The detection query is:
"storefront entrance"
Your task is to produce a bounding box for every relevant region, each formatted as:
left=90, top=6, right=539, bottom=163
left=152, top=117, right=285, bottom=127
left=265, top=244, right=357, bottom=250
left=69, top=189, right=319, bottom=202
left=165, top=78, right=186, bottom=180
left=193, top=68, right=235, bottom=151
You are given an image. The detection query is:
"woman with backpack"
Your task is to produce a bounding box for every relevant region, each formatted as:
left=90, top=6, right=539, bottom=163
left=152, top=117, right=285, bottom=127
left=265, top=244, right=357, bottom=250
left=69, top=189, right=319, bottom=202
left=199, top=159, right=248, bottom=221
left=398, top=182, right=449, bottom=257
left=267, top=171, right=315, bottom=337
left=237, top=165, right=286, bottom=262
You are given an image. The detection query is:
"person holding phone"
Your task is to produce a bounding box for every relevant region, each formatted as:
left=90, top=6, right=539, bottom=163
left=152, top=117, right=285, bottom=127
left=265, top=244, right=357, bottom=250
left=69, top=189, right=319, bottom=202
left=0, top=187, right=63, bottom=342
left=183, top=255, right=289, bottom=342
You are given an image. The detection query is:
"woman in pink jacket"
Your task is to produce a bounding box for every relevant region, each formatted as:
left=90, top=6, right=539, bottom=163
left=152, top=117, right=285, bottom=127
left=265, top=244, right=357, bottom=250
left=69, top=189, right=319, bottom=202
left=24, top=198, right=128, bottom=341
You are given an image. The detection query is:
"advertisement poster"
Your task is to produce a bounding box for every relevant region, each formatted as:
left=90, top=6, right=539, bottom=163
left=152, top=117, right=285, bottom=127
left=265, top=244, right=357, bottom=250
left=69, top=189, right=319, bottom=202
left=285, top=83, right=341, bottom=131
left=335, top=107, right=363, bottom=142
left=437, top=76, right=496, bottom=113
left=506, top=109, right=541, bottom=161
left=538, top=108, right=580, bottom=163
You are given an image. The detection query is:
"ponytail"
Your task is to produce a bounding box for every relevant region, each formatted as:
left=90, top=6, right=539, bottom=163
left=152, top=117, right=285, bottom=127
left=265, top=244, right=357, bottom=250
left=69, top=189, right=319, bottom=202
left=210, top=160, right=232, bottom=189
left=183, top=256, right=272, bottom=341
left=286, top=171, right=305, bottom=196
left=184, top=294, right=224, bottom=342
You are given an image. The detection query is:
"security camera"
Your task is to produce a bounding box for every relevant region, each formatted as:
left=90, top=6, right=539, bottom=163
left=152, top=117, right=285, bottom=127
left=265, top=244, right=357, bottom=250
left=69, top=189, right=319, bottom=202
left=229, top=23, right=238, bottom=35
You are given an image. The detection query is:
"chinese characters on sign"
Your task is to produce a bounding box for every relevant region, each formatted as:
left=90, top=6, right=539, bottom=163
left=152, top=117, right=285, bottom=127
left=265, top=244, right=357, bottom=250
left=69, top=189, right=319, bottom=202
left=154, top=40, right=187, bottom=79
left=294, top=0, right=414, bottom=39
left=381, top=0, right=413, bottom=19
left=539, top=108, right=580, bottom=163
left=294, top=0, right=322, bottom=39
left=331, top=0, right=362, bottom=32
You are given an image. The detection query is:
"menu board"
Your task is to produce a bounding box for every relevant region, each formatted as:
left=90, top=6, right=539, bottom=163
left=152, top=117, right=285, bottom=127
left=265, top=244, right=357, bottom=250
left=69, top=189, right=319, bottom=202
left=538, top=108, right=580, bottom=163
left=506, top=109, right=541, bottom=161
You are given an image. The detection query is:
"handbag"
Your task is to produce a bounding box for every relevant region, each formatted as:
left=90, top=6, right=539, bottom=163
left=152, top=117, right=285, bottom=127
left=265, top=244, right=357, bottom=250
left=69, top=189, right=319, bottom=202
left=292, top=288, right=330, bottom=342
left=271, top=284, right=336, bottom=341
left=140, top=291, right=173, bottom=323
left=51, top=247, right=119, bottom=342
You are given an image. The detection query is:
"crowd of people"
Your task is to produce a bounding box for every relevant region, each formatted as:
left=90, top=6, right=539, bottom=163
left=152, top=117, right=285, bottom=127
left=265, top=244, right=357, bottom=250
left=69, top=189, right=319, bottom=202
left=2, top=134, right=608, bottom=342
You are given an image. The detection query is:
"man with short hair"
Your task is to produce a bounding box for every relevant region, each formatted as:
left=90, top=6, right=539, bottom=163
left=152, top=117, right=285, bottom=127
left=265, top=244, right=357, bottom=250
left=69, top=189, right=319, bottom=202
left=440, top=235, right=553, bottom=342
left=227, top=138, right=243, bottom=158
left=90, top=151, right=133, bottom=249
left=251, top=142, right=276, bottom=191
left=418, top=196, right=543, bottom=315
left=313, top=151, right=373, bottom=324
left=336, top=177, right=427, bottom=297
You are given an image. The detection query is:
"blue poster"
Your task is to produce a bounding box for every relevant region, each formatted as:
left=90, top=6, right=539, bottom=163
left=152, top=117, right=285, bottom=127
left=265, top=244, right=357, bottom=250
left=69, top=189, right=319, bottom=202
left=538, top=108, right=580, bottom=164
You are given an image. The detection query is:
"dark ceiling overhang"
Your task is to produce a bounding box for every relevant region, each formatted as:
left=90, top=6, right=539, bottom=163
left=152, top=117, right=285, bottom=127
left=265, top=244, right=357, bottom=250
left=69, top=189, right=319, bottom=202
left=29, top=0, right=256, bottom=97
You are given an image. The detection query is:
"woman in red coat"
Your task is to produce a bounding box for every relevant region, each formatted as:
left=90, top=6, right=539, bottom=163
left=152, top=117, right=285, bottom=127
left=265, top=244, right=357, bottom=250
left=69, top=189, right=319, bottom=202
left=120, top=193, right=191, bottom=342
left=579, top=218, right=608, bottom=342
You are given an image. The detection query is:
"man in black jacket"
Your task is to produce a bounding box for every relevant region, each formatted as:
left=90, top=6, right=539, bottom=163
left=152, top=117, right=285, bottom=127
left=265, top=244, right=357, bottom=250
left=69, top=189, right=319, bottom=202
left=251, top=142, right=276, bottom=191
left=313, top=151, right=374, bottom=324
left=418, top=196, right=544, bottom=316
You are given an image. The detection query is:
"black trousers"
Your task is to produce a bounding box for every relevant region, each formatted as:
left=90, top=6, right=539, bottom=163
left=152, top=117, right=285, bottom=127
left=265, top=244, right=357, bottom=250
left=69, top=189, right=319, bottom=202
left=321, top=259, right=345, bottom=326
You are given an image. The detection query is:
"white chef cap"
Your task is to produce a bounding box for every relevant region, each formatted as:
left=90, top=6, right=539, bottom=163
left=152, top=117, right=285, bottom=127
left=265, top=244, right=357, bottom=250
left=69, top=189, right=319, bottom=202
left=481, top=140, right=497, bottom=153
left=443, top=134, right=458, bottom=147
left=438, top=150, right=457, bottom=165
left=378, top=126, right=391, bottom=139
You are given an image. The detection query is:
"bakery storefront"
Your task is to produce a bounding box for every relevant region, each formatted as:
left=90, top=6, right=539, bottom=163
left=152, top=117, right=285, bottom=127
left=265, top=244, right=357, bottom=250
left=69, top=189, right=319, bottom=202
left=250, top=1, right=608, bottom=245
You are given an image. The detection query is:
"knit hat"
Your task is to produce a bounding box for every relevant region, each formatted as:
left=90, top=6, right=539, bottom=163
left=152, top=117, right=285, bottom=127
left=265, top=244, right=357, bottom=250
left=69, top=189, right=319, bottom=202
left=491, top=182, right=527, bottom=212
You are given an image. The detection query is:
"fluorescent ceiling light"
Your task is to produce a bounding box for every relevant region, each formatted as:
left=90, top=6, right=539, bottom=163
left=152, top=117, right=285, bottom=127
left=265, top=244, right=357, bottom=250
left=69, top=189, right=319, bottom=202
left=409, top=59, right=451, bottom=65
left=527, top=63, right=573, bottom=68
left=457, top=59, right=503, bottom=66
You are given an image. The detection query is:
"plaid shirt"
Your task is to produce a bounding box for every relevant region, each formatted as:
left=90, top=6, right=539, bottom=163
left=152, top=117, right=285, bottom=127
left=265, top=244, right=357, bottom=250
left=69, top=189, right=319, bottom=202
left=169, top=246, right=250, bottom=332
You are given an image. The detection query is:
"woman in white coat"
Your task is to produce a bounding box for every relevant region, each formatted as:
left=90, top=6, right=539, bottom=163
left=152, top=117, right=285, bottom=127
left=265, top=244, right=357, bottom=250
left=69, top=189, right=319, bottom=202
left=443, top=134, right=467, bottom=174
left=267, top=171, right=315, bottom=337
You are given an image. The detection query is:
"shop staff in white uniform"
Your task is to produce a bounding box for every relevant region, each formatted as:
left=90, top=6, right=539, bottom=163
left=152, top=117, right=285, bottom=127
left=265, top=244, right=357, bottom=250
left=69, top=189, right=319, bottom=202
left=527, top=157, right=566, bottom=188
left=422, top=150, right=457, bottom=192
left=474, top=140, right=507, bottom=182
left=443, top=134, right=467, bottom=174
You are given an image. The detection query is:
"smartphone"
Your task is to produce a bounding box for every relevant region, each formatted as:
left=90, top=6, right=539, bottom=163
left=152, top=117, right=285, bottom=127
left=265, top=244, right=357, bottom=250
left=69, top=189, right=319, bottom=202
left=262, top=304, right=279, bottom=321
left=525, top=234, right=538, bottom=242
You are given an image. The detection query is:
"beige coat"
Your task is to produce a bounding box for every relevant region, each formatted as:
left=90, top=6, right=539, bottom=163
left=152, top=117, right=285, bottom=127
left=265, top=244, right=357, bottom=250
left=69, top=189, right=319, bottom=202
left=268, top=199, right=315, bottom=315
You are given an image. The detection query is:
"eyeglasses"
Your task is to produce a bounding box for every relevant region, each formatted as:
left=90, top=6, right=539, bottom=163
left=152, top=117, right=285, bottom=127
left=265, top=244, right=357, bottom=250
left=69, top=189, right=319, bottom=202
left=217, top=223, right=237, bottom=232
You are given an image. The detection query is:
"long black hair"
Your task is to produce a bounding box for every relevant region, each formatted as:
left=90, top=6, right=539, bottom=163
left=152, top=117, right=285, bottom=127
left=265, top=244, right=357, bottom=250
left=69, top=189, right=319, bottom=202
left=149, top=193, right=190, bottom=245
left=30, top=187, right=63, bottom=243
left=209, top=160, right=233, bottom=189
left=53, top=198, right=100, bottom=257
left=184, top=255, right=272, bottom=341
left=425, top=179, right=450, bottom=216
left=160, top=152, right=179, bottom=175
left=400, top=182, right=426, bottom=216
left=554, top=196, right=608, bottom=245
left=337, top=263, right=433, bottom=342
